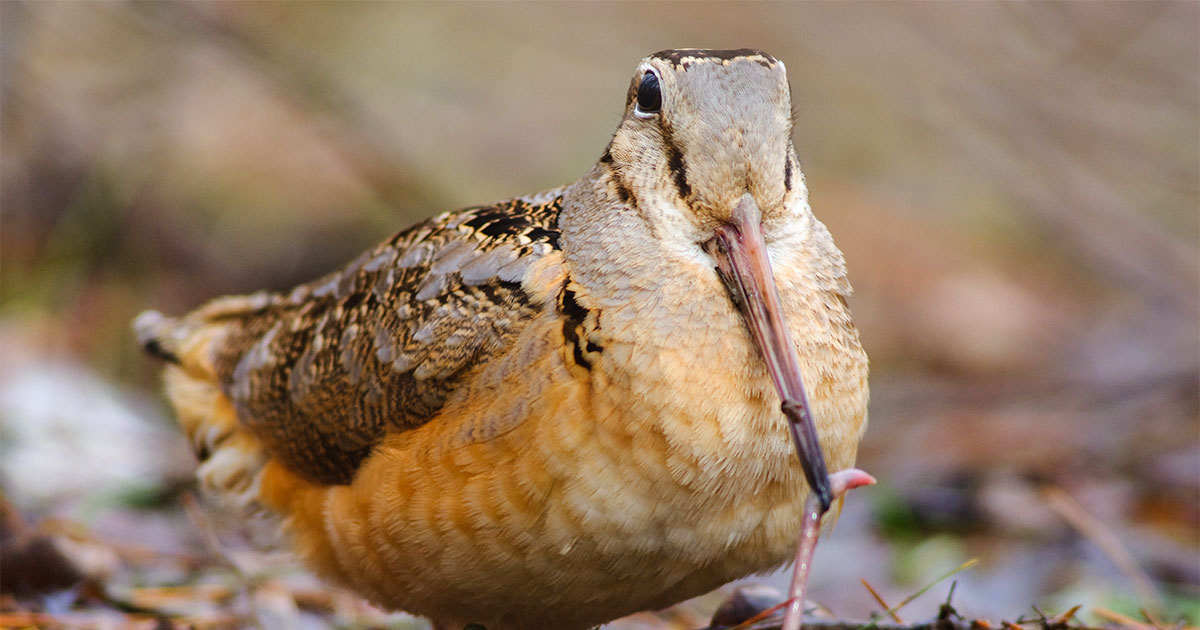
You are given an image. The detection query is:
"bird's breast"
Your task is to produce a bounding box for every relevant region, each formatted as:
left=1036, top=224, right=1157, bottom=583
left=542, top=240, right=868, bottom=564
left=306, top=221, right=868, bottom=627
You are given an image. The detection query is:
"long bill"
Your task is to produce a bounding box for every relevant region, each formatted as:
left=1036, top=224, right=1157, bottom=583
left=706, top=193, right=833, bottom=512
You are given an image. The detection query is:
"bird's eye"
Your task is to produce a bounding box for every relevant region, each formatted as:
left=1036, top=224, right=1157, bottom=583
left=635, top=71, right=661, bottom=116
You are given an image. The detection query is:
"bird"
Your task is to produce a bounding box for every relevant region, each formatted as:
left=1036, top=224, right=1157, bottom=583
left=134, top=48, right=869, bottom=630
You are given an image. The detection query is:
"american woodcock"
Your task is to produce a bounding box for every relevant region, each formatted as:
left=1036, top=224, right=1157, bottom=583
left=135, top=48, right=869, bottom=630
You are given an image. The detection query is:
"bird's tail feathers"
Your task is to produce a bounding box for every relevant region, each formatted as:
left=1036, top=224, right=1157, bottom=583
left=133, top=295, right=279, bottom=538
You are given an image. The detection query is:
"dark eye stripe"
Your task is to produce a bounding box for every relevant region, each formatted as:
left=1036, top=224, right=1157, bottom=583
left=658, top=120, right=691, bottom=202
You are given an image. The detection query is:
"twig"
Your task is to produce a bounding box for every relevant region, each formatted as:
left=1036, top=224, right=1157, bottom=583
left=1090, top=607, right=1157, bottom=630
left=728, top=600, right=794, bottom=630
left=883, top=559, right=978, bottom=620
left=1058, top=606, right=1083, bottom=628
left=1039, top=485, right=1163, bottom=615
left=862, top=578, right=903, bottom=623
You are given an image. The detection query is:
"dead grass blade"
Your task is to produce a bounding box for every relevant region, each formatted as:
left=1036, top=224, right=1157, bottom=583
left=1040, top=485, right=1163, bottom=615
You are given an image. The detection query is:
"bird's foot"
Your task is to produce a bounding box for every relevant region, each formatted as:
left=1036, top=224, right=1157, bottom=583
left=779, top=468, right=875, bottom=630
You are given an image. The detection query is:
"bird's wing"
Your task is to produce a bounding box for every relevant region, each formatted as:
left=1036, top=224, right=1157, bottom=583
left=137, top=190, right=564, bottom=485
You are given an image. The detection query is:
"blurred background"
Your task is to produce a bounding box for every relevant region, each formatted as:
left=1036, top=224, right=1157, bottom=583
left=2, top=2, right=1196, bottom=628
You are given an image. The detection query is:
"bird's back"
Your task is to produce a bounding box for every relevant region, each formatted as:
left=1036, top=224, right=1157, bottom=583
left=135, top=190, right=566, bottom=500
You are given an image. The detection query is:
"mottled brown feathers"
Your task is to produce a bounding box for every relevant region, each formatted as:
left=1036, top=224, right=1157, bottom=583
left=145, top=192, right=564, bottom=485
left=556, top=280, right=601, bottom=371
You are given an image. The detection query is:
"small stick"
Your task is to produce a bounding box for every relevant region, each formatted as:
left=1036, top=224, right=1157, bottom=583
left=861, top=578, right=902, bottom=623
left=780, top=468, right=876, bottom=630
left=1040, top=485, right=1163, bottom=615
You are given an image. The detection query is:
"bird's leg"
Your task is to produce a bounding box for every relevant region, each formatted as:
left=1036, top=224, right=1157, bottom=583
left=780, top=468, right=875, bottom=630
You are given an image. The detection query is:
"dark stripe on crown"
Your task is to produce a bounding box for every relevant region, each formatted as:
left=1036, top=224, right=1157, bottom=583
left=650, top=49, right=777, bottom=69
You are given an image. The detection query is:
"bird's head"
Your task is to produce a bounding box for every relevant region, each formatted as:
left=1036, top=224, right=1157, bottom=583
left=604, top=49, right=804, bottom=241
left=600, top=49, right=833, bottom=511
